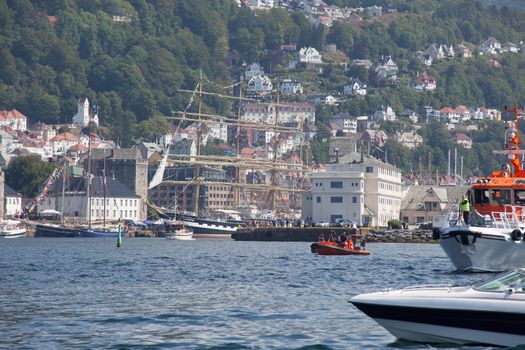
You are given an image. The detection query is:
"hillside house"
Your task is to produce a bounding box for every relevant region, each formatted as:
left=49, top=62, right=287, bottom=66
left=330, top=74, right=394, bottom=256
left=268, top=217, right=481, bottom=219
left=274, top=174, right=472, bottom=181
left=452, top=133, right=472, bottom=149
left=244, top=63, right=264, bottom=80
left=298, top=47, right=323, bottom=64
left=0, top=109, right=28, bottom=131
left=439, top=107, right=460, bottom=124
left=394, top=131, right=423, bottom=149
left=412, top=71, right=436, bottom=91
left=343, top=78, right=367, bottom=96
left=280, top=79, right=303, bottom=94
left=247, top=74, right=273, bottom=94
left=373, top=105, right=396, bottom=121
left=306, top=94, right=338, bottom=105
left=479, top=36, right=501, bottom=55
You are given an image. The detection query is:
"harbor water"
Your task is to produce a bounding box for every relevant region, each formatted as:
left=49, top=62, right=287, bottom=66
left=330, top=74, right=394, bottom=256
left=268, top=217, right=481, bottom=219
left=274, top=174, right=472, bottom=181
left=0, top=239, right=504, bottom=349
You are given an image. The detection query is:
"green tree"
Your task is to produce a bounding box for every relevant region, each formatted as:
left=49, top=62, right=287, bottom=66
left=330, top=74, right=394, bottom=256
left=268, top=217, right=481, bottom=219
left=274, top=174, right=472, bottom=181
left=5, top=155, right=57, bottom=198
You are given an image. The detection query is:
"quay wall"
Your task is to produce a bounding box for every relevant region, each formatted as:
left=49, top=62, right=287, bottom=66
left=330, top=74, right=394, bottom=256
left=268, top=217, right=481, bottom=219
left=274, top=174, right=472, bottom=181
left=232, top=227, right=435, bottom=242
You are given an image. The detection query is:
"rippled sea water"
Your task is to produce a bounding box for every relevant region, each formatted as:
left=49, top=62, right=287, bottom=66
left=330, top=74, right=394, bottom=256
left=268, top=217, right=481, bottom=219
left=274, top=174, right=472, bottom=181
left=0, top=238, right=517, bottom=349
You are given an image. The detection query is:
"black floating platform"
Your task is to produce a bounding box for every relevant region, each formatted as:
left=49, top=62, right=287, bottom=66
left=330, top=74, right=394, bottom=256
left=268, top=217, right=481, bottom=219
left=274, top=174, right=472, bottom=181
left=232, top=227, right=359, bottom=241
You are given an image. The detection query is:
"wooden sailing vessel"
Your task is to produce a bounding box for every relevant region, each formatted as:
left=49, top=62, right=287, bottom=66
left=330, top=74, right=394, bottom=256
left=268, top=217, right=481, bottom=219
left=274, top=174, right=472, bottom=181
left=148, top=71, right=310, bottom=234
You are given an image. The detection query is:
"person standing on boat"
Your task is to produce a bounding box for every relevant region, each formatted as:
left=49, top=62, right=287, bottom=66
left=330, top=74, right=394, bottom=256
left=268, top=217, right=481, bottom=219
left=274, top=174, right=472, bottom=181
left=460, top=195, right=470, bottom=225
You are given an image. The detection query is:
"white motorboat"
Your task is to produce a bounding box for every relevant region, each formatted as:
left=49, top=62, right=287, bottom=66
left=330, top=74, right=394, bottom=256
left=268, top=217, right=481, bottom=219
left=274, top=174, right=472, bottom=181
left=0, top=220, right=26, bottom=238
left=350, top=269, right=525, bottom=347
left=166, top=227, right=194, bottom=240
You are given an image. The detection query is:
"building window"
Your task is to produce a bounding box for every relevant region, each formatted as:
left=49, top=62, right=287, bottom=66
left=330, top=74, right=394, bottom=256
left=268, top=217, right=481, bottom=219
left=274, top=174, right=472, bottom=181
left=352, top=197, right=357, bottom=203
left=331, top=181, right=343, bottom=188
left=366, top=166, right=373, bottom=173
left=331, top=196, right=343, bottom=203
left=316, top=197, right=321, bottom=203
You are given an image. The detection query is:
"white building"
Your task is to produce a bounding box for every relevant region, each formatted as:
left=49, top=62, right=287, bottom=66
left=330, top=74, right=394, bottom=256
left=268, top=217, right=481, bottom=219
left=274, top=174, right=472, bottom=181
left=4, top=184, right=22, bottom=218
left=0, top=109, right=28, bottom=131
left=244, top=63, right=264, bottom=80
left=302, top=156, right=402, bottom=227
left=241, top=102, right=315, bottom=125
left=298, top=47, right=323, bottom=64
left=373, top=105, right=396, bottom=121
left=48, top=132, right=81, bottom=156
left=479, top=36, right=501, bottom=55
left=39, top=176, right=142, bottom=222
left=73, top=97, right=99, bottom=127
left=280, top=79, right=303, bottom=94
left=343, top=78, right=367, bottom=96
left=247, top=74, right=273, bottom=94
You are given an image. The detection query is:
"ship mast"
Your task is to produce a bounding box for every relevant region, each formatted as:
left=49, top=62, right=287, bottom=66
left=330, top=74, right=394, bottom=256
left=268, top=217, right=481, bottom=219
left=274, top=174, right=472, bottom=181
left=167, top=74, right=309, bottom=217
left=193, top=69, right=203, bottom=216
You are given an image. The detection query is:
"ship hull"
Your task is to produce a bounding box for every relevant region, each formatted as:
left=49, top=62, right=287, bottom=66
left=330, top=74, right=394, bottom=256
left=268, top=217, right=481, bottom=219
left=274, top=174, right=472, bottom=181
left=439, top=226, right=525, bottom=272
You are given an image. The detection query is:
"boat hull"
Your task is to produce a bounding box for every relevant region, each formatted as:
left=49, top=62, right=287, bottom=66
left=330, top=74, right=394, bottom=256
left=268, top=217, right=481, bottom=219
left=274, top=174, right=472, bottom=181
left=439, top=226, right=525, bottom=272
left=35, top=224, right=79, bottom=238
left=166, top=228, right=193, bottom=240
left=183, top=219, right=239, bottom=236
left=350, top=285, right=525, bottom=347
left=0, top=228, right=26, bottom=238
left=77, top=229, right=126, bottom=238
left=311, top=242, right=370, bottom=255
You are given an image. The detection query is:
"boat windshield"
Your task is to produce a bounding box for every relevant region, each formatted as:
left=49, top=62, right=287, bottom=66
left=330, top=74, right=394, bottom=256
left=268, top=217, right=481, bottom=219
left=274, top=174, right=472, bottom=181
left=474, top=269, right=525, bottom=292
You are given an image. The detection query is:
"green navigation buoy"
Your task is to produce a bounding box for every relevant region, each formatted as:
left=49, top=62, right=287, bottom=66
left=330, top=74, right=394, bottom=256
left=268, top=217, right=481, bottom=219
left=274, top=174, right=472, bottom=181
left=117, top=223, right=122, bottom=247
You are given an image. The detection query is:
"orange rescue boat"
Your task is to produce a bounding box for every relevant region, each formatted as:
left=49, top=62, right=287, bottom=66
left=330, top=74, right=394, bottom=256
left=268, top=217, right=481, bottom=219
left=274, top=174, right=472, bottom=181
left=311, top=233, right=370, bottom=256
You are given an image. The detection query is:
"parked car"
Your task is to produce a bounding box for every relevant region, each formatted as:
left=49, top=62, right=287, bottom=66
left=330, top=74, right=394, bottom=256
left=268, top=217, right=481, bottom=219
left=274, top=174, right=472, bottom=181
left=334, top=218, right=358, bottom=228
left=315, top=220, right=330, bottom=227
left=418, top=222, right=432, bottom=230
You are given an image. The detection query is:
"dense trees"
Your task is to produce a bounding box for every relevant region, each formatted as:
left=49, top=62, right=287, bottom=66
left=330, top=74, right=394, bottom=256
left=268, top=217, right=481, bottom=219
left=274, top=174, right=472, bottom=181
left=5, top=155, right=57, bottom=197
left=1, top=0, right=525, bottom=176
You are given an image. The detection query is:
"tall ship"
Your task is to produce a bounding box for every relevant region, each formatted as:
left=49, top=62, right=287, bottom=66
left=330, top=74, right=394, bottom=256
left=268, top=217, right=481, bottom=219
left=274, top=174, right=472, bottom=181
left=438, top=106, right=525, bottom=271
left=147, top=71, right=310, bottom=236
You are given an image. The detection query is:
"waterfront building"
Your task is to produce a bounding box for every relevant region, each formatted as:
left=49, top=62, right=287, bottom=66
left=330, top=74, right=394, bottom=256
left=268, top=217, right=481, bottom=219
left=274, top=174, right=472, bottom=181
left=148, top=166, right=234, bottom=213
left=400, top=185, right=467, bottom=225
left=4, top=184, right=21, bottom=219
left=40, top=176, right=142, bottom=222
left=302, top=156, right=403, bottom=227
left=86, top=148, right=148, bottom=220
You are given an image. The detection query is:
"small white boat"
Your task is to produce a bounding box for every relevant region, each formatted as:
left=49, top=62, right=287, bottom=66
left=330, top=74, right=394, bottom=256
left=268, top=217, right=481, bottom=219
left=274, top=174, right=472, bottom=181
left=0, top=220, right=27, bottom=238
left=166, top=227, right=193, bottom=240
left=350, top=269, right=525, bottom=347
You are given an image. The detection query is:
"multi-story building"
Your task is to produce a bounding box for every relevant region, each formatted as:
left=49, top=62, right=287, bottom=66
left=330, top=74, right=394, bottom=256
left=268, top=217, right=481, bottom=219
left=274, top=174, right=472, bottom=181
left=4, top=184, right=21, bottom=219
left=241, top=102, right=315, bottom=125
left=40, top=176, right=142, bottom=222
left=148, top=166, right=234, bottom=213
left=302, top=156, right=403, bottom=227
left=86, top=148, right=148, bottom=220
left=0, top=109, right=27, bottom=131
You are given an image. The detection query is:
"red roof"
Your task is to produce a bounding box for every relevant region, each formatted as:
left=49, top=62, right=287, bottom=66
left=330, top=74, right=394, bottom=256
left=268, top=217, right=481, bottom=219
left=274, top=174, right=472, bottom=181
left=440, top=107, right=455, bottom=113
left=453, top=133, right=471, bottom=141
left=0, top=109, right=27, bottom=120
left=69, top=144, right=88, bottom=152
left=49, top=132, right=80, bottom=142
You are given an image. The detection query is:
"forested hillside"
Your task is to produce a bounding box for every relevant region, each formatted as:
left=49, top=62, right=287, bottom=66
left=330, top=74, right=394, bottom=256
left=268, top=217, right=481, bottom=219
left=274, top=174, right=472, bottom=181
left=1, top=0, right=525, bottom=177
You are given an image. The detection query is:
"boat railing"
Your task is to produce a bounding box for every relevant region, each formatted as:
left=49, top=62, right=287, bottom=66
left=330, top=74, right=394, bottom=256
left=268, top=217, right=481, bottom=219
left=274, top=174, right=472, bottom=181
left=490, top=205, right=525, bottom=229
left=444, top=204, right=461, bottom=227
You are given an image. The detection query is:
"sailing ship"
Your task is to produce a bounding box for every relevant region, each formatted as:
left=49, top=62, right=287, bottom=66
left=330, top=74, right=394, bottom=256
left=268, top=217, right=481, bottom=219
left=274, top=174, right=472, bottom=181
left=32, top=113, right=125, bottom=238
left=437, top=106, right=525, bottom=271
left=147, top=70, right=309, bottom=236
